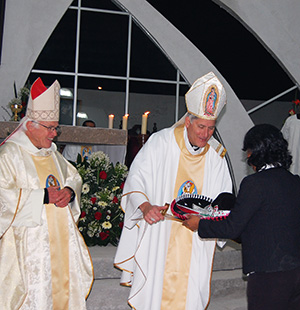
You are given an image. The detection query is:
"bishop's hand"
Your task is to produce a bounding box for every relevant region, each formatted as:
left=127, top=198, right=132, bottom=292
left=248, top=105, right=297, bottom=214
left=139, top=202, right=168, bottom=225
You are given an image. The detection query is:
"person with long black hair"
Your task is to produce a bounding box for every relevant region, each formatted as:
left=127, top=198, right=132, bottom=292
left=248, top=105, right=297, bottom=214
left=183, top=123, right=300, bottom=310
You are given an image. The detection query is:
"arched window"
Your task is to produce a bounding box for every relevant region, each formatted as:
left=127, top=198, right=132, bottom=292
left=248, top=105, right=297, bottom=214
left=29, top=0, right=189, bottom=132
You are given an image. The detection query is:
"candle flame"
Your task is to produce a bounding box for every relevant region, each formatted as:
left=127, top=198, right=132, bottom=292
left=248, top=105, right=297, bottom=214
left=144, top=111, right=150, bottom=116
left=109, top=114, right=114, bottom=117
left=124, top=114, right=129, bottom=117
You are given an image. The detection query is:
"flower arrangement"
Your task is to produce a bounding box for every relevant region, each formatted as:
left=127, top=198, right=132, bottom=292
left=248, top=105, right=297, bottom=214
left=288, top=99, right=300, bottom=116
left=74, top=151, right=128, bottom=246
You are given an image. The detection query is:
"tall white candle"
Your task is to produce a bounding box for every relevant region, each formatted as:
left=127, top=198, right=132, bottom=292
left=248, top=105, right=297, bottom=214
left=108, top=114, right=114, bottom=129
left=122, top=114, right=129, bottom=130
left=141, top=111, right=150, bottom=134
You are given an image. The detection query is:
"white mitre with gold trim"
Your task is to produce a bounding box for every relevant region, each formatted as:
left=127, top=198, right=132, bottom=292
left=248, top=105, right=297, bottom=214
left=185, top=71, right=226, bottom=120
left=26, top=77, right=60, bottom=121
left=0, top=78, right=61, bottom=147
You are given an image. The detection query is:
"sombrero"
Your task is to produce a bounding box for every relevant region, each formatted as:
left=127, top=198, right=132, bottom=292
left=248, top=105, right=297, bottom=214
left=170, top=192, right=235, bottom=220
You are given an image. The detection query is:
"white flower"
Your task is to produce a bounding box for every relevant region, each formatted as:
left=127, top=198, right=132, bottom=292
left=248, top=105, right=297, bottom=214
left=79, top=227, right=83, bottom=231
left=106, top=215, right=111, bottom=220
left=112, top=186, right=120, bottom=192
left=93, top=207, right=97, bottom=210
left=102, top=221, right=112, bottom=229
left=98, top=201, right=108, bottom=207
left=81, top=196, right=90, bottom=204
left=82, top=183, right=90, bottom=194
left=89, top=151, right=110, bottom=169
left=87, top=230, right=94, bottom=237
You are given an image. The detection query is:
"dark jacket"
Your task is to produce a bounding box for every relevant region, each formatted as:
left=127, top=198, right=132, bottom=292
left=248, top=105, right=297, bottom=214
left=198, top=167, right=300, bottom=275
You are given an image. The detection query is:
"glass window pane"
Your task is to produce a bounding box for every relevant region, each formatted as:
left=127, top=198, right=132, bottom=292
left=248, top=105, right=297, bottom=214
left=77, top=76, right=126, bottom=128
left=32, top=10, right=77, bottom=72
left=128, top=81, right=176, bottom=132
left=130, top=80, right=177, bottom=96
left=79, top=11, right=128, bottom=76
left=130, top=22, right=177, bottom=81
left=179, top=84, right=189, bottom=119
left=78, top=76, right=126, bottom=92
left=179, top=83, right=189, bottom=96
left=81, top=0, right=121, bottom=11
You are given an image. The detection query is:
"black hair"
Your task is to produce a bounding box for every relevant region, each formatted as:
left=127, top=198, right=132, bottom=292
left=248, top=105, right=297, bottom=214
left=242, top=124, right=292, bottom=171
left=82, top=120, right=96, bottom=127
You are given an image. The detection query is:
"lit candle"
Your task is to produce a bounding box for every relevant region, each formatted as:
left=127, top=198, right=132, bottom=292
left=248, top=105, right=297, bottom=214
left=108, top=114, right=114, bottom=129
left=141, top=111, right=150, bottom=135
left=122, top=114, right=129, bottom=130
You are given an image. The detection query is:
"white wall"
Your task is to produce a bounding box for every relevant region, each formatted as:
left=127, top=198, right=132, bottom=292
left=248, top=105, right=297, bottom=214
left=0, top=0, right=72, bottom=111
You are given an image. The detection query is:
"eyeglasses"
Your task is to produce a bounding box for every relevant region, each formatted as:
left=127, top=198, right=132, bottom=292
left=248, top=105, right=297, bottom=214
left=33, top=121, right=62, bottom=136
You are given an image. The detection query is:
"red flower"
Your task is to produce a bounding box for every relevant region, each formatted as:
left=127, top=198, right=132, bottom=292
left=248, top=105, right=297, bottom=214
left=94, top=212, right=102, bottom=220
left=90, top=197, right=97, bottom=204
left=99, top=171, right=107, bottom=180
left=113, top=196, right=118, bottom=204
left=292, top=99, right=300, bottom=105
left=80, top=211, right=86, bottom=218
left=100, top=231, right=109, bottom=240
left=289, top=109, right=296, bottom=115
left=119, top=222, right=124, bottom=229
left=120, top=182, right=125, bottom=189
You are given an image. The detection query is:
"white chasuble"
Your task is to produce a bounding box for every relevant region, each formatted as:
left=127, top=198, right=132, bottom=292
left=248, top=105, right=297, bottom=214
left=0, top=130, right=93, bottom=310
left=31, top=155, right=70, bottom=310
left=161, top=125, right=208, bottom=309
left=114, top=125, right=232, bottom=310
left=281, top=114, right=300, bottom=175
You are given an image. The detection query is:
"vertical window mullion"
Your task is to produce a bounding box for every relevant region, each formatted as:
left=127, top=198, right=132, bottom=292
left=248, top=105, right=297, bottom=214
left=125, top=15, right=132, bottom=115
left=72, top=0, right=81, bottom=125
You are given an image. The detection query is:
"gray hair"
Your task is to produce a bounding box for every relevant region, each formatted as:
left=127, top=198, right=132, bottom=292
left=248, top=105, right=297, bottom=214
left=23, top=118, right=39, bottom=132
left=186, top=112, right=217, bottom=125
left=187, top=112, right=199, bottom=123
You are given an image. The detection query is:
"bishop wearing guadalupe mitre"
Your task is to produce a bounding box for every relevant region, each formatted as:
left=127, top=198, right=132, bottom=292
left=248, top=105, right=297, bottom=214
left=114, top=72, right=233, bottom=310
left=0, top=78, right=93, bottom=310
